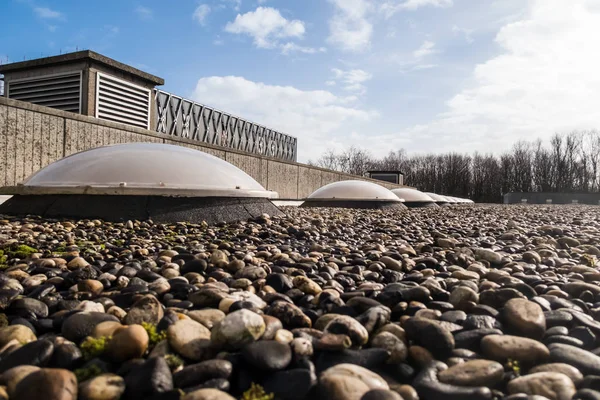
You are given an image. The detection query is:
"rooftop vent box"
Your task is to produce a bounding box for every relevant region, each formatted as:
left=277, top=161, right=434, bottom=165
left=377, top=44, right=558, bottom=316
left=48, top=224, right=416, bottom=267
left=0, top=142, right=281, bottom=224
left=366, top=171, right=403, bottom=185
left=0, top=50, right=164, bottom=128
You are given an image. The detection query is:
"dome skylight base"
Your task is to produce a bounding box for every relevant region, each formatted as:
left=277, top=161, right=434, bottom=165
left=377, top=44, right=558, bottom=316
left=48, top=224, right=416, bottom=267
left=0, top=195, right=283, bottom=224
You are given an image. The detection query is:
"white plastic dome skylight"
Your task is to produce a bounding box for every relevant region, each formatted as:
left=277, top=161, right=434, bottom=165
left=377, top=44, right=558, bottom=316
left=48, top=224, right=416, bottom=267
left=392, top=188, right=435, bottom=202
left=12, top=143, right=277, bottom=198
left=425, top=193, right=449, bottom=203
left=306, top=180, right=401, bottom=202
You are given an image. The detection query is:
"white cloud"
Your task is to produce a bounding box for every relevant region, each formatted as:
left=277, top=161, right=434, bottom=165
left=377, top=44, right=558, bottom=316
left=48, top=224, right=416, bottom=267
left=452, top=25, right=474, bottom=43
left=105, top=25, right=119, bottom=34
left=327, top=0, right=373, bottom=52
left=225, top=7, right=305, bottom=49
left=135, top=6, right=153, bottom=20
left=221, top=0, right=242, bottom=11
left=193, top=4, right=211, bottom=25
left=413, top=40, right=436, bottom=59
left=330, top=68, right=373, bottom=94
left=33, top=7, right=63, bottom=19
left=280, top=43, right=326, bottom=55
left=382, top=0, right=600, bottom=155
left=381, top=0, right=452, bottom=18
left=190, top=76, right=377, bottom=160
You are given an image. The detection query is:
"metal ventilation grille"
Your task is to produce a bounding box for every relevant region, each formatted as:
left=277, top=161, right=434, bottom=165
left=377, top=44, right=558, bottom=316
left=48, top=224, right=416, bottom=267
left=96, top=72, right=150, bottom=129
left=6, top=72, right=81, bottom=113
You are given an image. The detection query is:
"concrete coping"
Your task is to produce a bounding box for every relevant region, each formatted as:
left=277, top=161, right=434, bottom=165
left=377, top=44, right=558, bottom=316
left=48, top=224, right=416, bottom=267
left=0, top=50, right=164, bottom=86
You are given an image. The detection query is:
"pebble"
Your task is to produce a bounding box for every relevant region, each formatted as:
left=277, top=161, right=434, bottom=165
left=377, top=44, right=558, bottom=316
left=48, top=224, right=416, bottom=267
left=0, top=365, right=40, bottom=397
left=481, top=334, right=550, bottom=363
left=188, top=309, right=226, bottom=329
left=173, top=359, right=233, bottom=389
left=0, top=205, right=599, bottom=399
left=502, top=298, right=546, bottom=339
left=167, top=319, right=212, bottom=360
left=0, top=325, right=36, bottom=347
left=403, top=317, right=455, bottom=358
left=549, top=343, right=600, bottom=375
left=123, top=357, right=173, bottom=400
left=13, top=368, right=77, bottom=400
left=211, top=309, right=265, bottom=349
left=106, top=324, right=149, bottom=363
left=438, top=359, right=504, bottom=387
left=507, top=372, right=576, bottom=400
left=319, top=363, right=389, bottom=400
left=182, top=388, right=236, bottom=400
left=122, top=295, right=164, bottom=325
left=529, top=363, right=584, bottom=386
left=324, top=315, right=369, bottom=347
left=242, top=340, right=292, bottom=371
left=61, top=312, right=119, bottom=343
left=78, top=373, right=126, bottom=400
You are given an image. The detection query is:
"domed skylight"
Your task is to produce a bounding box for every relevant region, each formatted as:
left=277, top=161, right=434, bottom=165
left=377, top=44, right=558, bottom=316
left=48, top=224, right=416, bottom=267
left=391, top=188, right=437, bottom=208
left=0, top=143, right=281, bottom=224
left=14, top=143, right=276, bottom=198
left=302, top=180, right=405, bottom=209
left=425, top=192, right=449, bottom=204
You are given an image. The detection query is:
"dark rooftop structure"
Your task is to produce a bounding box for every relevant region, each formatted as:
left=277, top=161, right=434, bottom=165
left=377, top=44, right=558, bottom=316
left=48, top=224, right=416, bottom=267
left=366, top=170, right=404, bottom=185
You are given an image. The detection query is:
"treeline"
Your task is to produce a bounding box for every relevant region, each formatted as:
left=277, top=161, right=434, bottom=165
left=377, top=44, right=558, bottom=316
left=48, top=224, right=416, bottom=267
left=308, top=130, right=600, bottom=203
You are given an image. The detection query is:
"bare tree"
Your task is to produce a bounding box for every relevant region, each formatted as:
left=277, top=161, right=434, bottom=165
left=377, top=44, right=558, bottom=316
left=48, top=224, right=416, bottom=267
left=311, top=129, right=600, bottom=203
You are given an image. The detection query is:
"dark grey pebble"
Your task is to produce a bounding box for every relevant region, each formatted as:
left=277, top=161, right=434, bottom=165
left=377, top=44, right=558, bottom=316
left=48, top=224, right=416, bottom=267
left=0, top=339, right=54, bottom=373
left=545, top=326, right=569, bottom=337
left=544, top=310, right=574, bottom=327
left=574, top=389, right=600, bottom=400
left=61, top=312, right=119, bottom=342
left=404, top=318, right=455, bottom=358
left=124, top=357, right=173, bottom=400
left=471, top=305, right=499, bottom=318
left=479, top=288, right=524, bottom=309
left=242, top=340, right=292, bottom=371
left=582, top=376, right=600, bottom=391
left=8, top=298, right=49, bottom=318
left=571, top=327, right=597, bottom=349
left=440, top=310, right=467, bottom=324
left=549, top=343, right=600, bottom=375
left=173, top=359, right=232, bottom=388
left=263, top=368, right=317, bottom=400
left=50, top=342, right=83, bottom=369
left=463, top=315, right=502, bottom=330
left=453, top=329, right=503, bottom=352
left=545, top=334, right=584, bottom=347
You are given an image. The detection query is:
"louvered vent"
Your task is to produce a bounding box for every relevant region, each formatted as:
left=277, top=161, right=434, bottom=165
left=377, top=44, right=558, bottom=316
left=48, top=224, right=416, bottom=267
left=6, top=72, right=81, bottom=113
left=96, top=72, right=150, bottom=129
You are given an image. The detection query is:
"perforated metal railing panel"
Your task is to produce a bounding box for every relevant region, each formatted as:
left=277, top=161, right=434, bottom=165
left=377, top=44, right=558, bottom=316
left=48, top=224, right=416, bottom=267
left=6, top=72, right=81, bottom=113
left=154, top=89, right=297, bottom=162
left=96, top=72, right=151, bottom=129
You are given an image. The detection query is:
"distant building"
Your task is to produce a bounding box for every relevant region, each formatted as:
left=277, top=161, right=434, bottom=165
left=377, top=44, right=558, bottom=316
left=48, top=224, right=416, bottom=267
left=366, top=171, right=404, bottom=185
left=504, top=192, right=600, bottom=205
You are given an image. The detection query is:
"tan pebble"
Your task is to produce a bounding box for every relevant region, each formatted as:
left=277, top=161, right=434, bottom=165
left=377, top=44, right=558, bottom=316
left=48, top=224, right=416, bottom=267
left=274, top=329, right=294, bottom=344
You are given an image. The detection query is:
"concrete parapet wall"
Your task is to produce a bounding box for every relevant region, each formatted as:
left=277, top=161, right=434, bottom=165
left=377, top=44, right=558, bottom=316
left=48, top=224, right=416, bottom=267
left=0, top=97, right=407, bottom=199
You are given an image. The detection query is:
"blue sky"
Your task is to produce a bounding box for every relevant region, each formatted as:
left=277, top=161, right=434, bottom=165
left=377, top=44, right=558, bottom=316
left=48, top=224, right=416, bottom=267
left=2, top=0, right=600, bottom=162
